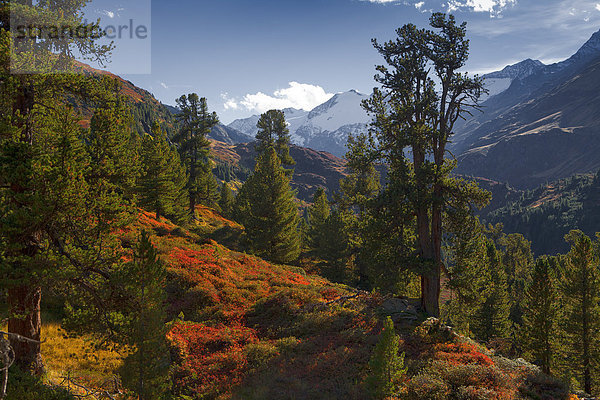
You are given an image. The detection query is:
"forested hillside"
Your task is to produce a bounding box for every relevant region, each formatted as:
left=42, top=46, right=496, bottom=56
left=3, top=2, right=600, bottom=400
left=483, top=172, right=600, bottom=255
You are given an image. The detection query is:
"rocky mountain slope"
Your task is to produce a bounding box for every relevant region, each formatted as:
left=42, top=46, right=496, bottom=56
left=211, top=140, right=348, bottom=203
left=228, top=90, right=370, bottom=157
left=453, top=29, right=600, bottom=188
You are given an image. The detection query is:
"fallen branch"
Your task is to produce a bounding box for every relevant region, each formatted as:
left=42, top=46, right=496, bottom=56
left=58, top=374, right=118, bottom=400
left=0, top=331, right=44, bottom=399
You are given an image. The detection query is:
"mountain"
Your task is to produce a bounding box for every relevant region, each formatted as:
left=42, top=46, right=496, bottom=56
left=209, top=124, right=253, bottom=144
left=478, top=58, right=545, bottom=102
left=210, top=140, right=348, bottom=203
left=453, top=29, right=600, bottom=189
left=228, top=90, right=370, bottom=157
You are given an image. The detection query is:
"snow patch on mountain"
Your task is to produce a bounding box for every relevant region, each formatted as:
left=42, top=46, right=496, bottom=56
left=227, top=90, right=370, bottom=156
left=481, top=59, right=544, bottom=101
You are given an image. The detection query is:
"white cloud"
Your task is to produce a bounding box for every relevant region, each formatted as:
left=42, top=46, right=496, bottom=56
left=596, top=3, right=600, bottom=10
left=364, top=0, right=397, bottom=3
left=225, top=82, right=334, bottom=114
left=160, top=82, right=169, bottom=89
left=445, top=0, right=516, bottom=15
left=221, top=93, right=239, bottom=110
left=415, top=1, right=425, bottom=9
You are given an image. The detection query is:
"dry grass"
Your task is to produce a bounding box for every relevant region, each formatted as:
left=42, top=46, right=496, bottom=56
left=41, top=321, right=127, bottom=393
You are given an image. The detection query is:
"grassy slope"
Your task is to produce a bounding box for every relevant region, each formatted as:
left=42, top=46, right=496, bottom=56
left=31, top=207, right=572, bottom=400
left=126, top=208, right=573, bottom=400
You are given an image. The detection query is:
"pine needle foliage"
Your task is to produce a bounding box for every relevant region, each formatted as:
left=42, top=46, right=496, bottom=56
left=119, top=230, right=170, bottom=400
left=235, top=148, right=301, bottom=264
left=138, top=122, right=188, bottom=224
left=560, top=230, right=600, bottom=394
left=366, top=317, right=406, bottom=399
left=521, top=257, right=557, bottom=374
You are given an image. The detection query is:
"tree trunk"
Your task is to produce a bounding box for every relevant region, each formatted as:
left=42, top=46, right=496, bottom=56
left=416, top=204, right=439, bottom=317
left=423, top=205, right=442, bottom=318
left=7, top=285, right=43, bottom=374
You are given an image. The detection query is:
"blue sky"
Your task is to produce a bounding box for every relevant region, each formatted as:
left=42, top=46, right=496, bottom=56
left=84, top=0, right=600, bottom=123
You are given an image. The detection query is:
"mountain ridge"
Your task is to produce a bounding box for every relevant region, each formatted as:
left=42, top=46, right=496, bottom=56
left=228, top=90, right=370, bottom=157
left=452, top=28, right=600, bottom=188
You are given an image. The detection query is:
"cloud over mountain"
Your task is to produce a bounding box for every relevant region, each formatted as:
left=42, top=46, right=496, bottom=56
left=222, top=82, right=334, bottom=114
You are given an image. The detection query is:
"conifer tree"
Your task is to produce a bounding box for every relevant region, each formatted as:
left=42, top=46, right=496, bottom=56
left=119, top=231, right=170, bottom=400
left=173, top=94, right=219, bottom=213
left=366, top=316, right=406, bottom=399
left=0, top=0, right=128, bottom=372
left=522, top=257, right=557, bottom=375
left=87, top=94, right=141, bottom=199
left=218, top=182, right=235, bottom=219
left=319, top=208, right=353, bottom=282
left=560, top=230, right=600, bottom=395
left=138, top=122, right=188, bottom=224
left=472, top=240, right=511, bottom=342
left=307, top=187, right=330, bottom=252
left=255, top=110, right=295, bottom=167
left=235, top=148, right=301, bottom=264
left=500, top=233, right=533, bottom=327
left=361, top=14, right=488, bottom=316
left=444, top=212, right=488, bottom=335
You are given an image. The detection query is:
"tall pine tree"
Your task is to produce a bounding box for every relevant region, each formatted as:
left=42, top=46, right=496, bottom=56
left=235, top=148, right=301, bottom=264
left=119, top=231, right=170, bottom=400
left=138, top=122, right=188, bottom=223
left=522, top=257, right=557, bottom=375
left=307, top=187, right=330, bottom=253
left=361, top=14, right=487, bottom=316
left=218, top=182, right=235, bottom=220
left=255, top=109, right=295, bottom=167
left=0, top=1, right=130, bottom=372
left=560, top=230, right=600, bottom=395
left=472, top=240, right=511, bottom=342
left=173, top=94, right=219, bottom=214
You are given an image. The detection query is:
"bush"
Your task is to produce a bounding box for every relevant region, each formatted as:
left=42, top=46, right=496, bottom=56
left=404, top=374, right=450, bottom=400
left=6, top=369, right=75, bottom=400
left=245, top=341, right=279, bottom=370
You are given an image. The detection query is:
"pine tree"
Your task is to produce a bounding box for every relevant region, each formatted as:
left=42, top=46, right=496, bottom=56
left=173, top=94, right=219, bottom=213
left=444, top=213, right=488, bottom=335
left=522, top=257, right=557, bottom=375
left=319, top=208, right=353, bottom=282
left=255, top=109, right=295, bottom=167
left=87, top=93, right=141, bottom=198
left=361, top=14, right=488, bottom=316
left=0, top=1, right=128, bottom=372
left=235, top=148, right=301, bottom=264
left=472, top=240, right=511, bottom=342
left=307, top=187, right=330, bottom=252
left=500, top=233, right=533, bottom=327
left=560, top=230, right=600, bottom=395
left=366, top=316, right=406, bottom=399
left=218, top=182, right=235, bottom=219
left=138, top=122, right=189, bottom=224
left=119, top=231, right=170, bottom=400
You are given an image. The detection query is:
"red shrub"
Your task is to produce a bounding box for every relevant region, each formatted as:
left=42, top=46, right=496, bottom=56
left=168, top=322, right=258, bottom=397
left=433, top=342, right=494, bottom=367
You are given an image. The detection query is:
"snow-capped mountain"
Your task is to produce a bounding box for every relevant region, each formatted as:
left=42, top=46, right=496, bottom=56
left=453, top=28, right=600, bottom=189
left=228, top=90, right=370, bottom=157
left=478, top=30, right=600, bottom=103
left=481, top=59, right=545, bottom=100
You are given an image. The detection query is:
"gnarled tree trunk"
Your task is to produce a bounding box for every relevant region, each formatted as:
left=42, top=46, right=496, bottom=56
left=7, top=285, right=43, bottom=374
